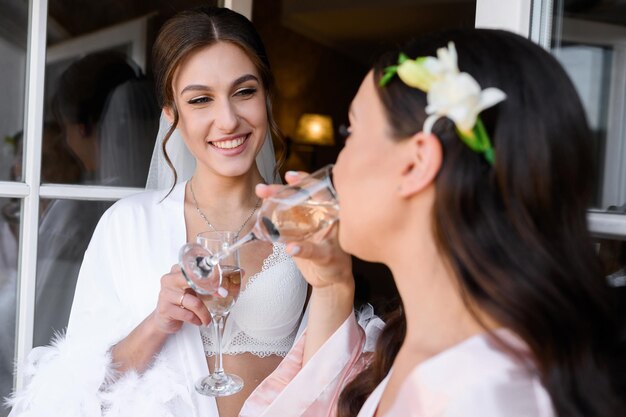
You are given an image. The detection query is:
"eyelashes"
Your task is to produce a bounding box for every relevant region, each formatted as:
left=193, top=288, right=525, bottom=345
left=188, top=96, right=210, bottom=105
left=235, top=87, right=257, bottom=97
left=186, top=88, right=258, bottom=105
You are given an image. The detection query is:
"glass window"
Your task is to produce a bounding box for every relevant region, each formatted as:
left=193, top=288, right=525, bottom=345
left=0, top=0, right=28, bottom=413
left=33, top=199, right=113, bottom=347
left=0, top=197, right=20, bottom=416
left=550, top=1, right=626, bottom=211
left=0, top=0, right=27, bottom=183
left=597, top=236, right=626, bottom=286
left=43, top=41, right=159, bottom=187
left=595, top=235, right=626, bottom=328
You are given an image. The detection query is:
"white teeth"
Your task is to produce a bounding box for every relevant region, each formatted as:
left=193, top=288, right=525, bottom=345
left=211, top=137, right=246, bottom=149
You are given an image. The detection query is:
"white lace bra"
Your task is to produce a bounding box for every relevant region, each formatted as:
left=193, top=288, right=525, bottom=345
left=200, top=243, right=307, bottom=357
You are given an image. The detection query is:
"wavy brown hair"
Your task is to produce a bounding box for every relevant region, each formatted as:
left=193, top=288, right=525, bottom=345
left=152, top=6, right=284, bottom=193
left=338, top=29, right=625, bottom=417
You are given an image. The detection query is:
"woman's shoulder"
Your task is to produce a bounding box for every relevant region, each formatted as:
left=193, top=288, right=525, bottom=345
left=104, top=183, right=184, bottom=221
left=87, top=184, right=184, bottom=245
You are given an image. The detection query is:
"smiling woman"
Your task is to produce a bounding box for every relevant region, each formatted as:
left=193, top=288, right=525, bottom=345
left=7, top=7, right=308, bottom=417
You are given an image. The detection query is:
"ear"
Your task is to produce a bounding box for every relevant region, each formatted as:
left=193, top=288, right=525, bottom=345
left=163, top=106, right=175, bottom=125
left=398, top=131, right=443, bottom=198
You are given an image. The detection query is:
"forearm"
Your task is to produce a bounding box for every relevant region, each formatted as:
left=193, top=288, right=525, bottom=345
left=110, top=312, right=170, bottom=374
left=303, top=280, right=355, bottom=364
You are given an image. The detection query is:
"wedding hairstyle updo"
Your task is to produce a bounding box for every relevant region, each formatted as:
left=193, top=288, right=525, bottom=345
left=152, top=6, right=282, bottom=186
left=337, top=28, right=625, bottom=417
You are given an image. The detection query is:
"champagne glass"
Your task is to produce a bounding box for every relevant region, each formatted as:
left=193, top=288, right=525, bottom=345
left=193, top=231, right=244, bottom=396
left=179, top=164, right=338, bottom=283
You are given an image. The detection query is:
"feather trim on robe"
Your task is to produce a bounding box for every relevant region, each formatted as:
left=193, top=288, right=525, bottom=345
left=6, top=330, right=197, bottom=417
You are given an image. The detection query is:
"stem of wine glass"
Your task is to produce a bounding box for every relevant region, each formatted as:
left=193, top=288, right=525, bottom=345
left=211, top=313, right=227, bottom=379
left=199, top=232, right=257, bottom=271
left=225, top=231, right=257, bottom=256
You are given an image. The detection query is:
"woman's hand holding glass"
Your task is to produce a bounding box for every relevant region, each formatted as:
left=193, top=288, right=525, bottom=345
left=151, top=265, right=211, bottom=335
left=255, top=171, right=353, bottom=290
left=257, top=171, right=355, bottom=365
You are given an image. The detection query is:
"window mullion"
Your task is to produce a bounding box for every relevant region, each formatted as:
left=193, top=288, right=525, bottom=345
left=0, top=182, right=29, bottom=198
left=15, top=0, right=48, bottom=390
left=530, top=0, right=556, bottom=49
left=475, top=0, right=532, bottom=37
left=589, top=212, right=626, bottom=240
left=39, top=184, right=144, bottom=201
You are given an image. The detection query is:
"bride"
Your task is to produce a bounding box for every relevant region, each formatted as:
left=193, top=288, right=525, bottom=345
left=8, top=6, right=307, bottom=417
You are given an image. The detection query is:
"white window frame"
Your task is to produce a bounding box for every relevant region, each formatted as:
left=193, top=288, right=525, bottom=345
left=555, top=18, right=626, bottom=216
left=47, top=14, right=153, bottom=73
left=11, top=0, right=48, bottom=390
left=4, top=0, right=251, bottom=392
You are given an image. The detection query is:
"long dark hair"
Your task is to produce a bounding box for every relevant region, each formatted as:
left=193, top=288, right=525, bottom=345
left=152, top=6, right=283, bottom=190
left=338, top=29, right=625, bottom=417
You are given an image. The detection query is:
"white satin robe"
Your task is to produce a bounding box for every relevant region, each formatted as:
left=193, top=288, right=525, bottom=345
left=8, top=183, right=305, bottom=417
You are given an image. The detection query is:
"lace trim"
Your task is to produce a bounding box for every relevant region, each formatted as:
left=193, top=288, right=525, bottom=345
left=242, top=242, right=285, bottom=291
left=200, top=327, right=296, bottom=358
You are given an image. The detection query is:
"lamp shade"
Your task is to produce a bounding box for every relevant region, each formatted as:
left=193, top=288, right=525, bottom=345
left=293, top=113, right=335, bottom=146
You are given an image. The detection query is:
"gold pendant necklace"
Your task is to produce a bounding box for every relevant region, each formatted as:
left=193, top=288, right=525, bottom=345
left=189, top=178, right=261, bottom=239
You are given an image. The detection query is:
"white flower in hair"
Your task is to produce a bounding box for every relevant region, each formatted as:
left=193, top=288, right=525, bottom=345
left=424, top=72, right=506, bottom=135
left=380, top=41, right=506, bottom=165
left=395, top=42, right=458, bottom=91
left=431, top=41, right=459, bottom=76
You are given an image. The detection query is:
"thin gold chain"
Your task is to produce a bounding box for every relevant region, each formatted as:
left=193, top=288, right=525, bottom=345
left=189, top=178, right=261, bottom=238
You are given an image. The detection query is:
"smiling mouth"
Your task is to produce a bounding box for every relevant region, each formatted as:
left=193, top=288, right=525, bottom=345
left=209, top=134, right=249, bottom=150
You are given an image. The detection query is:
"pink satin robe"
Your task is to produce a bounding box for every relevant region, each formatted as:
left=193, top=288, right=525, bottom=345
left=240, top=314, right=555, bottom=417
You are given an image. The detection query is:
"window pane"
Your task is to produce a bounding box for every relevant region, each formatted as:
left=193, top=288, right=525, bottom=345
left=0, top=197, right=20, bottom=416
left=597, top=236, right=626, bottom=286
left=0, top=0, right=27, bottom=183
left=43, top=0, right=217, bottom=188
left=42, top=51, right=158, bottom=188
left=33, top=199, right=112, bottom=347
left=550, top=1, right=626, bottom=211
left=595, top=236, right=626, bottom=333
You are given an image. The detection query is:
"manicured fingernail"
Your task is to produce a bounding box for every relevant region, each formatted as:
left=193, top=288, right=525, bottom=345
left=287, top=245, right=301, bottom=256
left=217, top=287, right=229, bottom=297
left=285, top=171, right=298, bottom=177
left=255, top=183, right=267, bottom=192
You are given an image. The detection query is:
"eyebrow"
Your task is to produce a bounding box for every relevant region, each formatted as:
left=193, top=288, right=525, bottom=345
left=233, top=74, right=259, bottom=87
left=180, top=84, right=209, bottom=95
left=180, top=74, right=260, bottom=96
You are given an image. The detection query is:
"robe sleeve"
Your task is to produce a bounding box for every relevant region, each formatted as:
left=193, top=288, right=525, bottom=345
left=6, top=207, right=129, bottom=416
left=6, top=203, right=193, bottom=417
left=240, top=312, right=374, bottom=417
